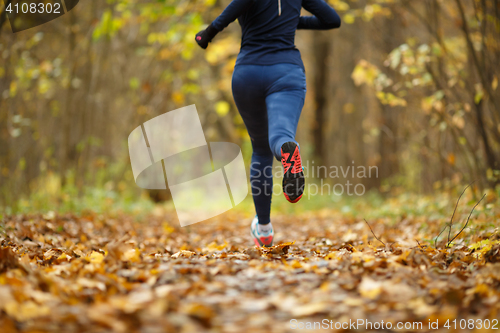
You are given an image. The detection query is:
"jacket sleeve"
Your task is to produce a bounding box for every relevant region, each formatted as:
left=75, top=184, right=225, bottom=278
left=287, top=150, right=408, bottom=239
left=298, top=0, right=341, bottom=30
left=211, top=0, right=257, bottom=31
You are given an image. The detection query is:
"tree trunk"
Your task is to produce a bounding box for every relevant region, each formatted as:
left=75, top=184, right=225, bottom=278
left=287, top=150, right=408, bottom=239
left=311, top=32, right=330, bottom=164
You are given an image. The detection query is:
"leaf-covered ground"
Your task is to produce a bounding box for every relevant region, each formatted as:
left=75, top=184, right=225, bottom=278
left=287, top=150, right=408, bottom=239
left=1, top=197, right=500, bottom=332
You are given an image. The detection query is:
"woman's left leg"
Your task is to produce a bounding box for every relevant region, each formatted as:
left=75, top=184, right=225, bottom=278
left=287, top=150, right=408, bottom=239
left=231, top=65, right=274, bottom=226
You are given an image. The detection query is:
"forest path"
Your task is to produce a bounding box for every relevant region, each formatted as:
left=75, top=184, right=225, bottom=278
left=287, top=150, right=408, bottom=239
left=0, top=208, right=499, bottom=332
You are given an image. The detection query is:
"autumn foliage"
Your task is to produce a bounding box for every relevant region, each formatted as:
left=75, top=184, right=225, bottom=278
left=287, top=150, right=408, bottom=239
left=1, top=197, right=499, bottom=332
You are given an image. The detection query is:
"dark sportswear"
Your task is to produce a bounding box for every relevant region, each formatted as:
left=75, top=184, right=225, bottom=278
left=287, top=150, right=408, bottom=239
left=232, top=63, right=306, bottom=224
left=195, top=24, right=219, bottom=49
left=203, top=0, right=340, bottom=225
left=211, top=0, right=341, bottom=70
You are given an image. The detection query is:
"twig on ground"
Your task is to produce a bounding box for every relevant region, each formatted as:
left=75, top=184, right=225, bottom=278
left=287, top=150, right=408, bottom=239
left=364, top=219, right=385, bottom=246
left=446, top=193, right=486, bottom=248
left=434, top=181, right=474, bottom=248
left=447, top=182, right=475, bottom=243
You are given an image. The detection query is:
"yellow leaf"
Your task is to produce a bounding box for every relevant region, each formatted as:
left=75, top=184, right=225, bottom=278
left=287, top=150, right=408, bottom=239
left=171, top=250, right=196, bottom=258
left=58, top=253, right=69, bottom=262
left=452, top=114, right=465, bottom=129
left=343, top=13, right=355, bottom=24
left=162, top=222, right=175, bottom=234
left=343, top=103, right=354, bottom=114
left=474, top=83, right=484, bottom=104
left=205, top=36, right=240, bottom=65
left=358, top=277, right=382, bottom=300
left=324, top=252, right=337, bottom=260
left=320, top=281, right=330, bottom=291
left=447, top=153, right=455, bottom=166
left=123, top=248, right=141, bottom=262
left=292, top=302, right=330, bottom=316
left=474, top=91, right=483, bottom=104
left=4, top=301, right=51, bottom=321
left=172, top=91, right=185, bottom=105
left=351, top=60, right=380, bottom=86
left=386, top=93, right=407, bottom=107
left=330, top=0, right=350, bottom=11
left=89, top=251, right=104, bottom=264
left=206, top=241, right=227, bottom=251
left=182, top=303, right=214, bottom=320
left=343, top=297, right=365, bottom=306
left=215, top=101, right=230, bottom=117
left=9, top=81, right=17, bottom=97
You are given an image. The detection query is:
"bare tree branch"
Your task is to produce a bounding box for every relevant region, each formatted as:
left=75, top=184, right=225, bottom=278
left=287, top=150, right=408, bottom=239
left=455, top=0, right=499, bottom=113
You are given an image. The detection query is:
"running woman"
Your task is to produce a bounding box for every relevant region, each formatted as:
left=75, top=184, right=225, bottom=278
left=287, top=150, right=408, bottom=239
left=195, top=0, right=341, bottom=247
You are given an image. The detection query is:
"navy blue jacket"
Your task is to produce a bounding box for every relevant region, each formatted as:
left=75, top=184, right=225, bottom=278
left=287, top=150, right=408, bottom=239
left=211, top=0, right=341, bottom=70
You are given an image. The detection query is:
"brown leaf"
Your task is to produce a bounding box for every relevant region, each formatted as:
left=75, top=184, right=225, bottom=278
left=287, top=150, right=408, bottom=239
left=43, top=248, right=63, bottom=261
left=265, top=241, right=295, bottom=255
left=291, top=302, right=330, bottom=317
left=484, top=244, right=500, bottom=263
left=182, top=303, right=214, bottom=327
left=244, top=247, right=262, bottom=259
left=0, top=247, right=19, bottom=273
left=171, top=250, right=196, bottom=258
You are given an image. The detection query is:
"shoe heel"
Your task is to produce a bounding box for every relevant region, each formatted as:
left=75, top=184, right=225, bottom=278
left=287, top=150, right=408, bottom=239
left=280, top=142, right=304, bottom=203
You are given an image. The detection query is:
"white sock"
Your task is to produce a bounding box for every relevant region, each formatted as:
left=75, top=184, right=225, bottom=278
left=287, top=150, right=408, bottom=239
left=258, top=223, right=272, bottom=234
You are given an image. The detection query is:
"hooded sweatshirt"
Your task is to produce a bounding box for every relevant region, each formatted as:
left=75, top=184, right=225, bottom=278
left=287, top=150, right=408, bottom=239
left=211, top=0, right=341, bottom=70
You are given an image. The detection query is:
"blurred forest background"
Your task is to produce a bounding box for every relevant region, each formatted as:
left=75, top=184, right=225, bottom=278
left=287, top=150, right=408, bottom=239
left=0, top=0, right=499, bottom=214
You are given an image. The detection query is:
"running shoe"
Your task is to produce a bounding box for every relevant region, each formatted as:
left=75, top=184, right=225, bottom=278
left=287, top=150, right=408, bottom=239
left=250, top=216, right=274, bottom=247
left=280, top=141, right=305, bottom=203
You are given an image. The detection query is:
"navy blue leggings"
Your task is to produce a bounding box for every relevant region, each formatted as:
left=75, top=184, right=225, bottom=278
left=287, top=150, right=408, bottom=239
left=232, top=63, right=306, bottom=224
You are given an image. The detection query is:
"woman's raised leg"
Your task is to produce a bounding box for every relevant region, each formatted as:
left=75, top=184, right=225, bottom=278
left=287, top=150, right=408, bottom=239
left=265, top=64, right=307, bottom=203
